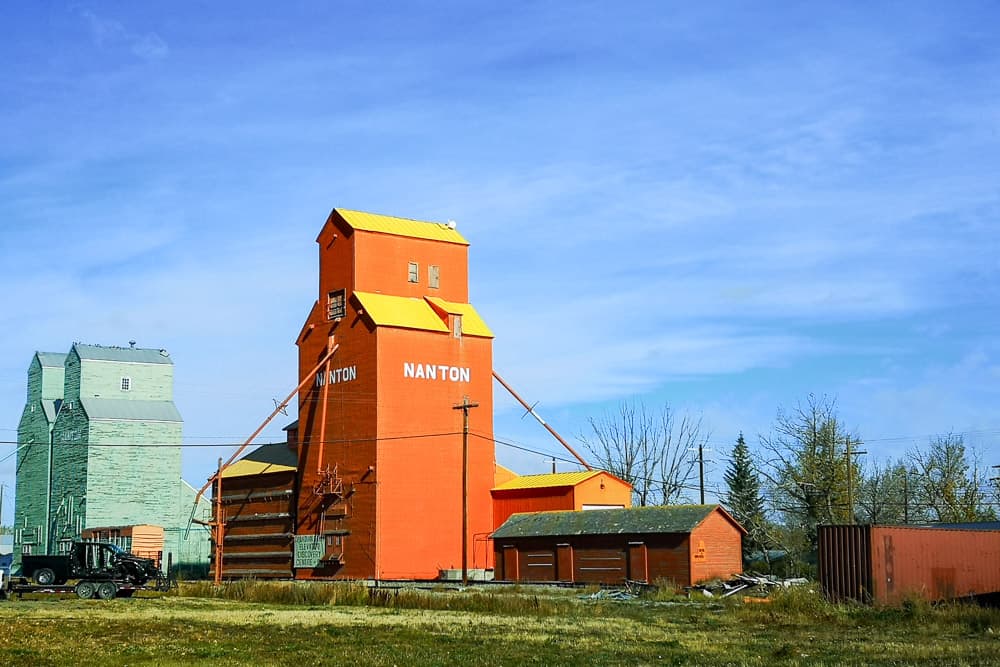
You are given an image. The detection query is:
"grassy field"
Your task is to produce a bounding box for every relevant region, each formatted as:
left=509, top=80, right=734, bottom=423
left=0, top=582, right=998, bottom=666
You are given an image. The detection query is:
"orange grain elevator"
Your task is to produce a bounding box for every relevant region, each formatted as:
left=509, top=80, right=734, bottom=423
left=293, top=208, right=495, bottom=580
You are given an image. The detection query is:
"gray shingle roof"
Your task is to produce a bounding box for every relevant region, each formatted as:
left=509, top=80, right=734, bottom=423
left=36, top=352, right=67, bottom=367
left=73, top=343, right=173, bottom=365
left=79, top=398, right=182, bottom=422
left=492, top=505, right=728, bottom=539
left=241, top=442, right=298, bottom=468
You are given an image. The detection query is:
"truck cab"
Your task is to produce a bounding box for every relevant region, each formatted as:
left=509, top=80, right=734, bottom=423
left=22, top=541, right=161, bottom=587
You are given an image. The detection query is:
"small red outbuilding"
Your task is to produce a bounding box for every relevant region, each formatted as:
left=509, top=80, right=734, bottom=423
left=492, top=504, right=745, bottom=586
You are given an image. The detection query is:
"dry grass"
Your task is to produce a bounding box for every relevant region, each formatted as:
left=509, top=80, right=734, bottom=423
left=0, top=582, right=998, bottom=665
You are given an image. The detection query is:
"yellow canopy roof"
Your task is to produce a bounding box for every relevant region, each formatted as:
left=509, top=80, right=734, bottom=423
left=354, top=291, right=450, bottom=333
left=336, top=208, right=469, bottom=245
left=492, top=471, right=602, bottom=491
left=424, top=297, right=494, bottom=338
left=221, top=459, right=296, bottom=479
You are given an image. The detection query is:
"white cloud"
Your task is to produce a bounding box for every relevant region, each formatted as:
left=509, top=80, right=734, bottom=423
left=79, top=9, right=168, bottom=60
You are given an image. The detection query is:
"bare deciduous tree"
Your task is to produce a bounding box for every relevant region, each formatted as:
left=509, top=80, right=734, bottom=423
left=578, top=400, right=704, bottom=506
left=757, top=394, right=860, bottom=550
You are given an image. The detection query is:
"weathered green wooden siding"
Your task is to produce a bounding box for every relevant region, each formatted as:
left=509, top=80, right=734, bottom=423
left=168, top=481, right=213, bottom=574
left=14, top=355, right=65, bottom=565
left=49, top=394, right=90, bottom=546
left=86, top=420, right=181, bottom=528
left=79, top=357, right=173, bottom=402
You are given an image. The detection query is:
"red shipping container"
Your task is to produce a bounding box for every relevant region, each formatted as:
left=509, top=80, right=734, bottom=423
left=819, top=524, right=1000, bottom=605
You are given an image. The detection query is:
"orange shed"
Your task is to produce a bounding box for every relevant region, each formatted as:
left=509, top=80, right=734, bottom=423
left=294, top=209, right=495, bottom=580
left=492, top=505, right=745, bottom=586
left=491, top=470, right=633, bottom=531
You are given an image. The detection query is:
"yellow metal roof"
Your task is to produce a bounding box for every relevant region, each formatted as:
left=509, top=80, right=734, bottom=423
left=354, top=291, right=450, bottom=333
left=424, top=297, right=494, bottom=338
left=221, top=459, right=296, bottom=479
left=492, top=471, right=601, bottom=491
left=335, top=208, right=469, bottom=245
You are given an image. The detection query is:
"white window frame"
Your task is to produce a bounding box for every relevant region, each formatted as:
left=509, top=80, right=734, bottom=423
left=428, top=264, right=440, bottom=289
left=407, top=261, right=419, bottom=283
left=121, top=376, right=131, bottom=391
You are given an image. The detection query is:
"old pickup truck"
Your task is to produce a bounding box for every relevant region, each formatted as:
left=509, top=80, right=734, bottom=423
left=19, top=541, right=168, bottom=599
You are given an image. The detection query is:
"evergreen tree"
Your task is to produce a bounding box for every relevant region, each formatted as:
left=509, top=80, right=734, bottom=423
left=723, top=432, right=767, bottom=562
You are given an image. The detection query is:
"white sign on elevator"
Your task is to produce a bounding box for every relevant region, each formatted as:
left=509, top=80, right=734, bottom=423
left=403, top=362, right=471, bottom=382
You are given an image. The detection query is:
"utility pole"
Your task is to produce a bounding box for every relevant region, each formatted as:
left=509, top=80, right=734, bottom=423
left=903, top=471, right=909, bottom=524
left=698, top=444, right=705, bottom=505
left=453, top=397, right=478, bottom=586
left=845, top=438, right=866, bottom=525
left=0, top=483, right=4, bottom=528
left=687, top=444, right=709, bottom=505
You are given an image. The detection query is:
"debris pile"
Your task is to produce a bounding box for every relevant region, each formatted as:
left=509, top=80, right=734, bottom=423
left=687, top=573, right=809, bottom=598
left=581, top=588, right=638, bottom=601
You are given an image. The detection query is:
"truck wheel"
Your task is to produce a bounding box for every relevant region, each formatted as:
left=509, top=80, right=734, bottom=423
left=96, top=582, right=117, bottom=600
left=75, top=581, right=96, bottom=599
left=34, top=568, right=56, bottom=586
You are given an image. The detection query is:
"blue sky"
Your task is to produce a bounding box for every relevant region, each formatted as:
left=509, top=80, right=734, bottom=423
left=1, top=2, right=999, bottom=516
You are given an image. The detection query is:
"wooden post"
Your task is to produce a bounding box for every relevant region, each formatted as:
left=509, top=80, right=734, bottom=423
left=214, top=458, right=223, bottom=585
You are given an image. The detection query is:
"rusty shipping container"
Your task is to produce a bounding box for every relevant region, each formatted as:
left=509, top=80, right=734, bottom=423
left=819, top=524, right=1000, bottom=605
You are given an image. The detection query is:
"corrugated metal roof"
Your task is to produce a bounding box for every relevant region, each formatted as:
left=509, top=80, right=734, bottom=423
left=353, top=292, right=450, bottom=333
left=335, top=209, right=469, bottom=245
left=222, top=459, right=297, bottom=478
left=73, top=343, right=173, bottom=365
left=36, top=352, right=67, bottom=367
left=79, top=398, right=182, bottom=422
left=491, top=505, right=720, bottom=539
left=912, top=521, right=1000, bottom=531
left=492, top=471, right=601, bottom=491
left=424, top=297, right=494, bottom=338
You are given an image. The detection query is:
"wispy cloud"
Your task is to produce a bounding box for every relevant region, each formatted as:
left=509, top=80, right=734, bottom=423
left=79, top=9, right=168, bottom=60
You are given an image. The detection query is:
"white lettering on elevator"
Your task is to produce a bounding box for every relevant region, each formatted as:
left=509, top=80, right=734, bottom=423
left=315, top=365, right=358, bottom=386
left=403, top=362, right=471, bottom=383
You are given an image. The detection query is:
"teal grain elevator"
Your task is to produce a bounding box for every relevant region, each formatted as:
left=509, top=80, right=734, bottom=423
left=14, top=343, right=211, bottom=573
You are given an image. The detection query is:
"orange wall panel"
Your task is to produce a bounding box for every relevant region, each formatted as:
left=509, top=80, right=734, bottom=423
left=375, top=327, right=494, bottom=578
left=572, top=474, right=632, bottom=510
left=492, top=488, right=574, bottom=531
left=353, top=231, right=469, bottom=302
left=689, top=510, right=743, bottom=583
